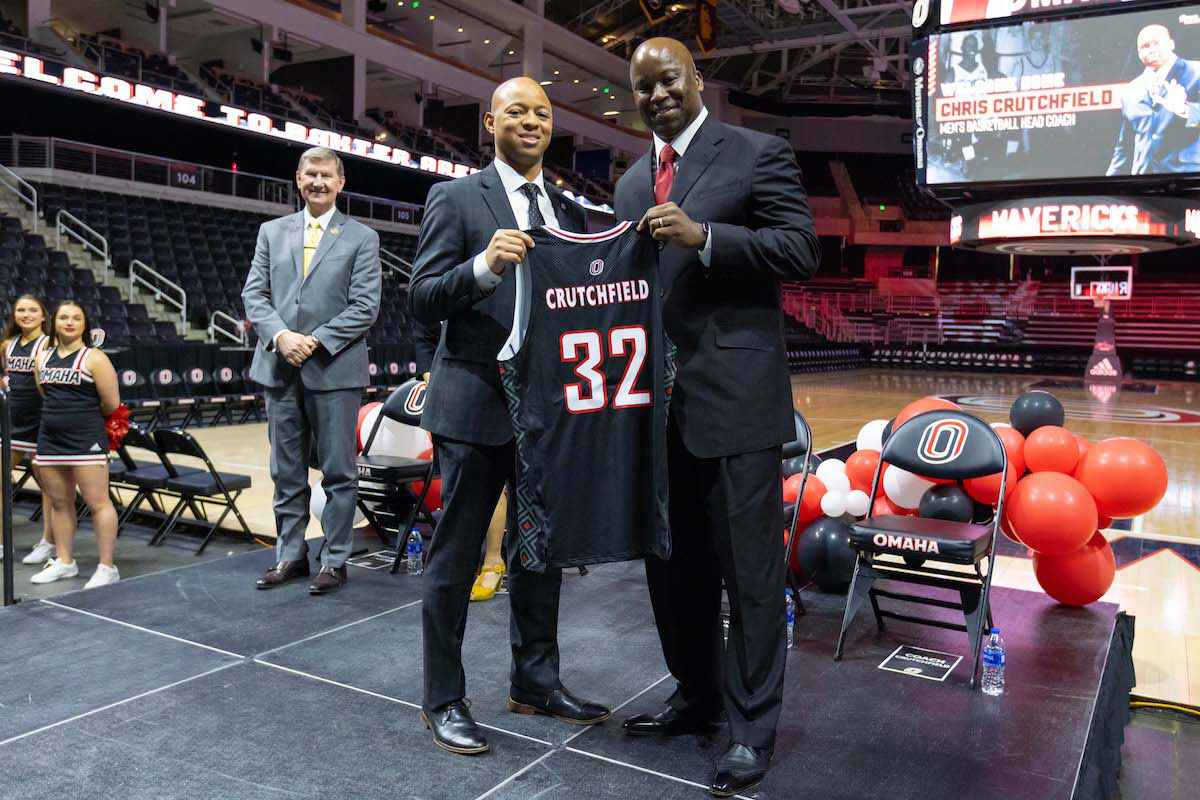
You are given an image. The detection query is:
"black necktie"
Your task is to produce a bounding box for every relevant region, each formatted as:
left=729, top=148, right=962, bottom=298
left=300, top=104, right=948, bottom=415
left=520, top=183, right=545, bottom=229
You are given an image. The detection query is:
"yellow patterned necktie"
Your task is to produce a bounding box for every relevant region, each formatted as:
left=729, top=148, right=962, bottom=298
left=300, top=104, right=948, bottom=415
left=303, top=220, right=321, bottom=276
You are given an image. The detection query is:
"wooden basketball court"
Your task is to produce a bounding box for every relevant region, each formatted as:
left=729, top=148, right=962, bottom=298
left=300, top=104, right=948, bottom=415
left=185, top=368, right=1200, bottom=706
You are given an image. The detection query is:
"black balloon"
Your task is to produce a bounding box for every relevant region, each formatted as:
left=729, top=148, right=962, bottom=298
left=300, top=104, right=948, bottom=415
left=971, top=499, right=995, bottom=525
left=881, top=417, right=896, bottom=447
left=918, top=484, right=974, bottom=523
left=1009, top=390, right=1065, bottom=437
left=782, top=453, right=822, bottom=479
left=795, top=516, right=856, bottom=593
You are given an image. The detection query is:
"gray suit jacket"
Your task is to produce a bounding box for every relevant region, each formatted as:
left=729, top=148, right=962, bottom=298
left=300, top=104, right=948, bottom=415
left=242, top=209, right=381, bottom=390
left=408, top=163, right=586, bottom=445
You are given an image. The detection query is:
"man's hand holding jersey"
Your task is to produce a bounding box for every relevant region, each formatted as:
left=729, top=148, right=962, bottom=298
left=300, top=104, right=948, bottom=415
left=485, top=229, right=536, bottom=275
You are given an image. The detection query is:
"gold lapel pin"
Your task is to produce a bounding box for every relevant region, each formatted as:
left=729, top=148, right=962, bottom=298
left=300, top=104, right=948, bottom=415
left=330, top=227, right=339, bottom=235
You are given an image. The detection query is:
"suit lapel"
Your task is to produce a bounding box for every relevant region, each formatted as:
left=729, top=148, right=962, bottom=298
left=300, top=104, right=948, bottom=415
left=669, top=117, right=723, bottom=207
left=628, top=152, right=655, bottom=216
left=302, top=209, right=346, bottom=285
left=480, top=163, right=520, bottom=230
left=289, top=212, right=305, bottom=278
left=545, top=184, right=582, bottom=232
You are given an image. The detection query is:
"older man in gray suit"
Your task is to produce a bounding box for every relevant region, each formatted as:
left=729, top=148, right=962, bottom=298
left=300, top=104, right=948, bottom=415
left=242, top=146, right=381, bottom=594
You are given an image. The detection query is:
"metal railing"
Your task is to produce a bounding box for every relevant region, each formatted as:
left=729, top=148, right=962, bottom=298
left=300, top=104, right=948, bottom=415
left=0, top=136, right=424, bottom=225
left=208, top=310, right=248, bottom=346
left=380, top=247, right=414, bottom=280
left=0, top=162, right=38, bottom=232
left=55, top=209, right=110, bottom=280
left=130, top=259, right=186, bottom=326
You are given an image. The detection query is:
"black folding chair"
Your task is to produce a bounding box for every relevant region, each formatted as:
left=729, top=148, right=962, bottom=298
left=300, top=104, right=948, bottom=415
left=215, top=365, right=259, bottom=424
left=350, top=379, right=439, bottom=573
left=112, top=423, right=203, bottom=533
left=781, top=409, right=813, bottom=617
left=117, top=368, right=162, bottom=430
left=148, top=428, right=254, bottom=554
left=835, top=410, right=1007, bottom=689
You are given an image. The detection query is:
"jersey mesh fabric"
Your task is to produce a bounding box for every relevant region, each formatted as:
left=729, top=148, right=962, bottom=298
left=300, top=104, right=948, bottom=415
left=499, top=222, right=674, bottom=571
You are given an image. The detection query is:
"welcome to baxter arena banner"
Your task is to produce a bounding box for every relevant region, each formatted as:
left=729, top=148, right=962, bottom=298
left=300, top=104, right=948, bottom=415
left=0, top=49, right=478, bottom=179
left=919, top=4, right=1200, bottom=186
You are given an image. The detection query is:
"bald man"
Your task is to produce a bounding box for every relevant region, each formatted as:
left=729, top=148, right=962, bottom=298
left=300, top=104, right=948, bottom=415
left=1108, top=24, right=1200, bottom=175
left=409, top=77, right=608, bottom=755
left=615, top=38, right=818, bottom=796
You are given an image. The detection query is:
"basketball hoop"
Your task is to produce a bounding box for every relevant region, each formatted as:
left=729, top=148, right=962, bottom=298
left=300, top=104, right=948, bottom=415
left=1091, top=294, right=1112, bottom=315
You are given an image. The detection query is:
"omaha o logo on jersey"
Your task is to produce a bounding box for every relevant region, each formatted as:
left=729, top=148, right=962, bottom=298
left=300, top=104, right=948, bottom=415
left=404, top=381, right=427, bottom=416
left=917, top=418, right=968, bottom=465
left=589, top=258, right=604, bottom=276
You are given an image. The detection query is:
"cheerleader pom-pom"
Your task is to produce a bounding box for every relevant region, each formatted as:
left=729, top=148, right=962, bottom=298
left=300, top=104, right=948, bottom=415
left=105, top=403, right=131, bottom=451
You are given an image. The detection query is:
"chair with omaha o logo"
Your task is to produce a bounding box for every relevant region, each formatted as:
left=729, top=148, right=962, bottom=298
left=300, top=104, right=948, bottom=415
left=834, top=410, right=1008, bottom=689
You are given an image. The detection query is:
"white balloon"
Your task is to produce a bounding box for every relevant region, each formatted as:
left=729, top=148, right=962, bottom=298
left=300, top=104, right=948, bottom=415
left=815, top=459, right=846, bottom=481
left=882, top=466, right=935, bottom=509
left=309, top=481, right=365, bottom=526
left=361, top=405, right=431, bottom=460
left=991, top=422, right=1013, bottom=429
left=821, top=471, right=851, bottom=495
left=820, top=491, right=847, bottom=518
left=845, top=489, right=870, bottom=517
left=856, top=419, right=888, bottom=452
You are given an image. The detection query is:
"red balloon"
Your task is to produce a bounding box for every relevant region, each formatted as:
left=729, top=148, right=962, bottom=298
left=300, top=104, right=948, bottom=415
left=356, top=402, right=382, bottom=453
left=411, top=447, right=443, bottom=512
left=1074, top=436, right=1091, bottom=465
left=845, top=449, right=880, bottom=493
left=1074, top=438, right=1168, bottom=518
left=796, top=476, right=827, bottom=524
left=1000, top=504, right=1022, bottom=544
left=1025, top=426, right=1080, bottom=474
left=992, top=425, right=1026, bottom=476
left=1033, top=532, right=1116, bottom=606
left=963, top=463, right=1019, bottom=506
left=871, top=495, right=902, bottom=517
left=1007, top=472, right=1097, bottom=555
left=895, top=396, right=962, bottom=430
left=783, top=473, right=804, bottom=504
left=1097, top=514, right=1113, bottom=530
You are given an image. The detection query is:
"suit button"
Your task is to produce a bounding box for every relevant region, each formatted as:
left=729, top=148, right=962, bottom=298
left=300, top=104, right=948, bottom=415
left=659, top=289, right=665, bottom=298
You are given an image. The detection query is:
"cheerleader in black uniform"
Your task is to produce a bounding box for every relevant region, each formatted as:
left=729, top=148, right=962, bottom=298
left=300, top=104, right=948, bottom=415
left=30, top=300, right=122, bottom=588
left=0, top=295, right=55, bottom=565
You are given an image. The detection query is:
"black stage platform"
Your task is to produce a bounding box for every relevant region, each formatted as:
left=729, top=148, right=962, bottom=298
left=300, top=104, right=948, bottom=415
left=0, top=545, right=1132, bottom=799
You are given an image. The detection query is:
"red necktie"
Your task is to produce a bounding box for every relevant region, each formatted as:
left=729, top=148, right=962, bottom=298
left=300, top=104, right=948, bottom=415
left=655, top=144, right=676, bottom=205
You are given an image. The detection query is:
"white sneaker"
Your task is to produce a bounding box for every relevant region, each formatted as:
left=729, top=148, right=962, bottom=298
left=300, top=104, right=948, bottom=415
left=30, top=558, right=80, bottom=584
left=22, top=539, right=57, bottom=565
left=84, top=564, right=120, bottom=589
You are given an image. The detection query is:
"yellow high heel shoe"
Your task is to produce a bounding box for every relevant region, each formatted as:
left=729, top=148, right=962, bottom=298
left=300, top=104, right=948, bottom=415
left=470, top=562, right=506, bottom=602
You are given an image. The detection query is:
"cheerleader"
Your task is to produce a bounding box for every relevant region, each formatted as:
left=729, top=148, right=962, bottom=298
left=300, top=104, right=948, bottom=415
left=0, top=295, right=55, bottom=565
left=30, top=300, right=121, bottom=587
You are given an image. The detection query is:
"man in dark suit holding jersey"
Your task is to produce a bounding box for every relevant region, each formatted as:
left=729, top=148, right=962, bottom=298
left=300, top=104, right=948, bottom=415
left=613, top=38, right=820, bottom=797
left=408, top=77, right=609, bottom=756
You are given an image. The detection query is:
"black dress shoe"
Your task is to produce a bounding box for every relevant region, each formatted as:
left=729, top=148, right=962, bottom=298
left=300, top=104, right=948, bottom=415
left=709, top=743, right=772, bottom=797
left=256, top=559, right=309, bottom=590
left=308, top=565, right=347, bottom=594
left=421, top=701, right=489, bottom=755
left=508, top=685, right=610, bottom=725
left=622, top=704, right=724, bottom=736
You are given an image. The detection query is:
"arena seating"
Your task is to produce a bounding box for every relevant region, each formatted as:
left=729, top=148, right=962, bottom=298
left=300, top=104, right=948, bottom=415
left=199, top=63, right=297, bottom=123
left=76, top=33, right=203, bottom=96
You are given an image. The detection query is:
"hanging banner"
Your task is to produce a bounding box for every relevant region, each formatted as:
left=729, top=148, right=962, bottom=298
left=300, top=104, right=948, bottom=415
left=641, top=0, right=668, bottom=25
left=696, top=0, right=718, bottom=54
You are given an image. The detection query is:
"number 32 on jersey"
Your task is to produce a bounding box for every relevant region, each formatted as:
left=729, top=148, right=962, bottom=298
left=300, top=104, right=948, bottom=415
left=560, top=325, right=650, bottom=413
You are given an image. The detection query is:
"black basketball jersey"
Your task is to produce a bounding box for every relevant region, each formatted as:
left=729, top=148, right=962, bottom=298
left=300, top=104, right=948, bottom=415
left=498, top=221, right=674, bottom=572
left=38, top=346, right=101, bottom=414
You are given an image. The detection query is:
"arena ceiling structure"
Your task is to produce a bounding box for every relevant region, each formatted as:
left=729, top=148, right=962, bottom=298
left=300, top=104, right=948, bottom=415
left=548, top=0, right=914, bottom=114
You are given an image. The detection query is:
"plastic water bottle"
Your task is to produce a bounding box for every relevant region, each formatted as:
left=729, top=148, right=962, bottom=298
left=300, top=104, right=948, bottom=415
left=785, top=589, right=795, bottom=650
left=982, top=628, right=1006, bottom=696
left=406, top=528, right=423, bottom=575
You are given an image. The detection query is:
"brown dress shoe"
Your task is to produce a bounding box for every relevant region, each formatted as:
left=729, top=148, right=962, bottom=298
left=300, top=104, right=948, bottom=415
left=309, top=565, right=347, bottom=594
left=256, top=559, right=310, bottom=590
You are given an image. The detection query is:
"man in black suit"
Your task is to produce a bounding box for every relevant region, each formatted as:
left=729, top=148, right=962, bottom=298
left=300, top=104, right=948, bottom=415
left=409, top=77, right=609, bottom=755
left=614, top=38, right=820, bottom=797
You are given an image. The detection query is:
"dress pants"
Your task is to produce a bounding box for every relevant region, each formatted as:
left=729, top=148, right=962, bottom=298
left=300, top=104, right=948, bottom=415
left=265, top=381, right=360, bottom=567
left=422, top=434, right=563, bottom=713
left=645, top=415, right=787, bottom=749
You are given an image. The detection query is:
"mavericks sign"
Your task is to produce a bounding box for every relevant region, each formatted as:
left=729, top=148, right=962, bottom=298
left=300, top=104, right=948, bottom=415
left=0, top=49, right=477, bottom=179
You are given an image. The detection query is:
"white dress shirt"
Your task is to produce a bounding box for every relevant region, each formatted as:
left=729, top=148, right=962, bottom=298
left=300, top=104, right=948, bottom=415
left=652, top=105, right=713, bottom=264
left=472, top=158, right=561, bottom=290
left=272, top=204, right=338, bottom=350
